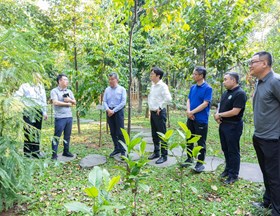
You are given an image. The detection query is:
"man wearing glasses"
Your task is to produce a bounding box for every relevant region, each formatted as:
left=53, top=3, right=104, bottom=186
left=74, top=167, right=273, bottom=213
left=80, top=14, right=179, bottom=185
left=51, top=74, right=76, bottom=160
left=250, top=51, right=280, bottom=215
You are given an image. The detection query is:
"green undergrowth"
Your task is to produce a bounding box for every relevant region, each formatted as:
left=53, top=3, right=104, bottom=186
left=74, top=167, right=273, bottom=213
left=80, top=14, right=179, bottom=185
left=9, top=109, right=269, bottom=216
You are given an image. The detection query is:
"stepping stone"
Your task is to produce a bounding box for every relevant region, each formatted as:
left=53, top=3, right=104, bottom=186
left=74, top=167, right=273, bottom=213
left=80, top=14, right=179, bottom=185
left=204, top=156, right=224, bottom=172
left=239, top=162, right=263, bottom=182
left=57, top=153, right=77, bottom=162
left=135, top=143, right=154, bottom=153
left=79, top=154, right=107, bottom=168
left=142, top=137, right=153, bottom=144
left=168, top=147, right=187, bottom=157
left=148, top=156, right=177, bottom=167
left=140, top=132, right=152, bottom=137
left=112, top=152, right=140, bottom=162
left=131, top=127, right=151, bottom=133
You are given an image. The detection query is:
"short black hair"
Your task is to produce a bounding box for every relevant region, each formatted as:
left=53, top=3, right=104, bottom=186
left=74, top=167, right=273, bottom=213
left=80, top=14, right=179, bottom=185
left=253, top=51, right=273, bottom=67
left=194, top=66, right=207, bottom=78
left=225, top=71, right=239, bottom=84
left=151, top=67, right=164, bottom=79
left=108, top=72, right=119, bottom=80
left=56, top=74, right=67, bottom=84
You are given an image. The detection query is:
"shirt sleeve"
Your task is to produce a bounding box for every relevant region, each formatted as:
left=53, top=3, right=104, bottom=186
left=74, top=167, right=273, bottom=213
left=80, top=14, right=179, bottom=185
left=233, top=92, right=247, bottom=108
left=160, top=84, right=172, bottom=109
left=41, top=85, right=47, bottom=114
left=113, top=87, right=127, bottom=113
left=204, top=86, right=212, bottom=102
left=271, top=77, right=280, bottom=103
left=69, top=90, right=75, bottom=100
left=103, top=88, right=109, bottom=111
left=51, top=89, right=58, bottom=101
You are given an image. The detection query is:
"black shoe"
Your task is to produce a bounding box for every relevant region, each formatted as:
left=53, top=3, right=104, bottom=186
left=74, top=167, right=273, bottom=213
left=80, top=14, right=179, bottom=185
left=194, top=163, right=205, bottom=173
left=148, top=153, right=160, bottom=160
left=109, top=150, right=120, bottom=157
left=220, top=170, right=229, bottom=178
left=62, top=152, right=74, bottom=157
left=252, top=202, right=272, bottom=209
left=224, top=177, right=238, bottom=184
left=51, top=154, right=58, bottom=160
left=180, top=158, right=193, bottom=168
left=155, top=156, right=167, bottom=164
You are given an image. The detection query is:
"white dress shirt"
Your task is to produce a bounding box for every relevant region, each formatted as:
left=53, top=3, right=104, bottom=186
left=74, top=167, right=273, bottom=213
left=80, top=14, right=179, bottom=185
left=148, top=80, right=172, bottom=111
left=15, top=83, right=47, bottom=115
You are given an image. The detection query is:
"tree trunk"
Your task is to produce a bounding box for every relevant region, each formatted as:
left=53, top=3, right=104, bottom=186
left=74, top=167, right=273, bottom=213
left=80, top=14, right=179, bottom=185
left=127, top=0, right=138, bottom=136
left=73, top=14, right=81, bottom=134
left=137, top=77, right=143, bottom=113
left=99, top=94, right=103, bottom=147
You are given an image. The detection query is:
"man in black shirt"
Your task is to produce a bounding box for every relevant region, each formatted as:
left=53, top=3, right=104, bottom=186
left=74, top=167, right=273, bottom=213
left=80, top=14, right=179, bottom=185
left=214, top=72, right=247, bottom=184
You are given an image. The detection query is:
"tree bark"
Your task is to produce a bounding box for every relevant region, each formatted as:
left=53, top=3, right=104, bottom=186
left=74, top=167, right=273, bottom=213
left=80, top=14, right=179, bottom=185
left=127, top=0, right=138, bottom=136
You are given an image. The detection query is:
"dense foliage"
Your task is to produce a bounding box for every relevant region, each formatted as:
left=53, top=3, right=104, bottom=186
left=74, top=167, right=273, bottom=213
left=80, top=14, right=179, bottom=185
left=0, top=0, right=279, bottom=213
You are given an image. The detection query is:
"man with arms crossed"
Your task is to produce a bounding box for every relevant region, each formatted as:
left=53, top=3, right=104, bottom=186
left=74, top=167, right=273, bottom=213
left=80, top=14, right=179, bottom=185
left=51, top=74, right=76, bottom=160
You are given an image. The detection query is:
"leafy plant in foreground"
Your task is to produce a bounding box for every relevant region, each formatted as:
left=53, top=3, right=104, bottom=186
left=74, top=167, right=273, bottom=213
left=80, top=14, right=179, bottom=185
left=64, top=166, right=125, bottom=215
left=119, top=128, right=150, bottom=216
left=158, top=121, right=202, bottom=215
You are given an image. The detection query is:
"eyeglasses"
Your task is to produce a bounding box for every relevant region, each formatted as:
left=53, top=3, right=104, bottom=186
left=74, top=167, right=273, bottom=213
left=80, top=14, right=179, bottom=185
left=248, top=60, right=264, bottom=66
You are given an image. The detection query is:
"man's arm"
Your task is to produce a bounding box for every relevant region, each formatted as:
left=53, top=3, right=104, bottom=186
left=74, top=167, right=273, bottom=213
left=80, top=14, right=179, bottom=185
left=214, top=107, right=242, bottom=119
left=186, top=99, right=195, bottom=120
left=189, top=100, right=209, bottom=115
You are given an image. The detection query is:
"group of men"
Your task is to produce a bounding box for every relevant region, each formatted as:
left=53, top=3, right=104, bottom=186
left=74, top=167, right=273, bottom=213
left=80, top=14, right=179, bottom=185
left=19, top=51, right=280, bottom=215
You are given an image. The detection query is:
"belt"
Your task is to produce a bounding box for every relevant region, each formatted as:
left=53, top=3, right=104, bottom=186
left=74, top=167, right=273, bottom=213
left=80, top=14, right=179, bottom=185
left=221, top=120, right=242, bottom=124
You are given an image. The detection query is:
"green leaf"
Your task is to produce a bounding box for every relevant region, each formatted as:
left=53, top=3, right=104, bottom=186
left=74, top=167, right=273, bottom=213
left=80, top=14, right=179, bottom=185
left=139, top=140, right=147, bottom=155
left=121, top=128, right=130, bottom=145
left=84, top=186, right=99, bottom=198
left=192, top=146, right=203, bottom=158
left=165, top=129, right=174, bottom=140
left=64, top=202, right=91, bottom=214
left=138, top=183, right=150, bottom=192
left=187, top=136, right=201, bottom=144
left=88, top=166, right=103, bottom=188
left=107, top=176, right=121, bottom=192
left=177, top=129, right=186, bottom=140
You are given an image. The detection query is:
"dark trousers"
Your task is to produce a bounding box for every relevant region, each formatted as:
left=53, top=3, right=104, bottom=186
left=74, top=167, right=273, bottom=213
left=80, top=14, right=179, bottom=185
left=107, top=108, right=125, bottom=153
left=52, top=117, right=73, bottom=155
left=219, top=121, right=243, bottom=178
left=23, top=113, right=43, bottom=157
left=150, top=108, right=167, bottom=156
left=186, top=119, right=208, bottom=162
left=253, top=135, right=280, bottom=216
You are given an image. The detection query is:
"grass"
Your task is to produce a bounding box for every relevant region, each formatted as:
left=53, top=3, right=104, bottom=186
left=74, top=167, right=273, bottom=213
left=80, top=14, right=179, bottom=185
left=7, top=108, right=270, bottom=216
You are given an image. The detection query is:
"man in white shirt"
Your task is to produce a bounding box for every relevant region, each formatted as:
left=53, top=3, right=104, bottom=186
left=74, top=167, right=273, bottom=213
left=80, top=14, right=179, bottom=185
left=148, top=67, right=172, bottom=164
left=15, top=73, right=48, bottom=158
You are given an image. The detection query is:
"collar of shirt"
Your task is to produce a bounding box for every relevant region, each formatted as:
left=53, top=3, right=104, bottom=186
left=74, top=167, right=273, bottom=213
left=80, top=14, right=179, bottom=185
left=259, top=71, right=273, bottom=83
left=227, top=85, right=240, bottom=93
left=58, top=86, right=67, bottom=91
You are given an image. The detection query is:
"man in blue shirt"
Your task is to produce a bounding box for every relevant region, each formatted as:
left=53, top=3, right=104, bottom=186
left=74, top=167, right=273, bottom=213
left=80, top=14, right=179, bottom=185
left=182, top=66, right=212, bottom=173
left=103, top=72, right=127, bottom=157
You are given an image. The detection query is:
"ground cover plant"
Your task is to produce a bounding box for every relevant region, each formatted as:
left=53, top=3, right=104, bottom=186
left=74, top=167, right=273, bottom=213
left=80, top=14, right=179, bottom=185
left=1, top=109, right=271, bottom=216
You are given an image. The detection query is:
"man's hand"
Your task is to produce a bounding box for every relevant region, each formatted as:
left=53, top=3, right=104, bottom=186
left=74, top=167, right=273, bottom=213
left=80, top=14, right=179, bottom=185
left=107, top=109, right=114, bottom=117
left=64, top=97, right=72, bottom=103
left=43, top=114, right=48, bottom=120
left=214, top=113, right=222, bottom=124
left=156, top=108, right=161, bottom=115
left=186, top=110, right=195, bottom=120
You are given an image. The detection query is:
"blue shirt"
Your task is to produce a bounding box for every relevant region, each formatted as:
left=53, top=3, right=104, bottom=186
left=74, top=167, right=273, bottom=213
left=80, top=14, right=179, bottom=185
left=188, top=82, right=212, bottom=124
left=103, top=84, right=127, bottom=113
